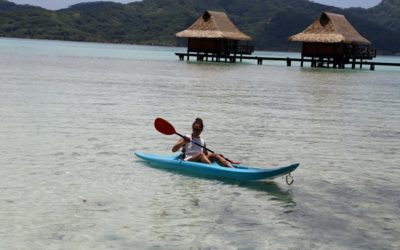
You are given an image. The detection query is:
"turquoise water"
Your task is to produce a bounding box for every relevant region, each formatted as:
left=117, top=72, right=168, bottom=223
left=0, top=38, right=399, bottom=249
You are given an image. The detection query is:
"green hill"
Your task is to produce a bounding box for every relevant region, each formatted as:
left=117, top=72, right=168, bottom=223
left=368, top=0, right=400, bottom=32
left=0, top=0, right=399, bottom=54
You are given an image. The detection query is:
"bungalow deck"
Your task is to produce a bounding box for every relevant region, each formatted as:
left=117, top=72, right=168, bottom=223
left=175, top=52, right=400, bottom=71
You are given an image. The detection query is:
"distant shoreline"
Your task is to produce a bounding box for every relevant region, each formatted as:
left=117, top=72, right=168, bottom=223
left=1, top=36, right=399, bottom=57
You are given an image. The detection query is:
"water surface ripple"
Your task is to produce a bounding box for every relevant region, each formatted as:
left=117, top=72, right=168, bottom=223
left=0, top=38, right=399, bottom=249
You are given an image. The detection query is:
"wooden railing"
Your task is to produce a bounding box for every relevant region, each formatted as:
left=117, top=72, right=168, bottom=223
left=235, top=44, right=255, bottom=55
left=345, top=46, right=377, bottom=59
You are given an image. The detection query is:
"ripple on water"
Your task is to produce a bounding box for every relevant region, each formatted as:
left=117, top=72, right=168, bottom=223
left=0, top=38, right=399, bottom=249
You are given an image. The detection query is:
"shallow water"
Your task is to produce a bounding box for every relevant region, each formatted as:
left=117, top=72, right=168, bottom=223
left=0, top=38, right=399, bottom=249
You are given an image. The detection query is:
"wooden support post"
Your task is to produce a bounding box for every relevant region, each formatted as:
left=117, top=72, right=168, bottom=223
left=370, top=63, right=375, bottom=71
left=352, top=58, right=356, bottom=69
left=317, top=57, right=323, bottom=68
left=257, top=58, right=263, bottom=65
left=286, top=57, right=291, bottom=67
left=360, top=59, right=363, bottom=69
left=301, top=55, right=304, bottom=67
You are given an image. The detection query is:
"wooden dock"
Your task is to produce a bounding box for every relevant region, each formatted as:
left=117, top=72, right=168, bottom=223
left=175, top=52, right=400, bottom=71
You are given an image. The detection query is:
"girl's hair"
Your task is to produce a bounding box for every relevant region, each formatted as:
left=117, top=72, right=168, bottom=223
left=192, top=117, right=204, bottom=129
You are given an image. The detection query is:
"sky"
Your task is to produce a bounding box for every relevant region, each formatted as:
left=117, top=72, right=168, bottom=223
left=312, top=0, right=382, bottom=8
left=9, top=0, right=383, bottom=10
left=9, top=0, right=135, bottom=10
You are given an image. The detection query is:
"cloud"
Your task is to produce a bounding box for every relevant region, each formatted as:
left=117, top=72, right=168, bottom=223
left=9, top=1, right=137, bottom=10
left=10, top=0, right=383, bottom=10
left=312, top=0, right=381, bottom=9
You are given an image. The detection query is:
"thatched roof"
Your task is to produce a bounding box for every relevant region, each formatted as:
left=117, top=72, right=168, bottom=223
left=289, top=12, right=371, bottom=45
left=176, top=11, right=251, bottom=41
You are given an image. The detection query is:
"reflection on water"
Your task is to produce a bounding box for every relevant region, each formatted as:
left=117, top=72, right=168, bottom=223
left=233, top=180, right=294, bottom=203
left=135, top=158, right=294, bottom=204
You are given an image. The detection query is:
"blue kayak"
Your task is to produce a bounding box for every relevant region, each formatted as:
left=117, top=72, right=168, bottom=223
left=134, top=151, right=300, bottom=181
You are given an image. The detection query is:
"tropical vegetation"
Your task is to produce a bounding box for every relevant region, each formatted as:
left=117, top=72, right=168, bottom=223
left=0, top=0, right=399, bottom=54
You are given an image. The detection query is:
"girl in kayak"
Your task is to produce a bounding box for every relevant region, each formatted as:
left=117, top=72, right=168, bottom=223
left=172, top=118, right=234, bottom=168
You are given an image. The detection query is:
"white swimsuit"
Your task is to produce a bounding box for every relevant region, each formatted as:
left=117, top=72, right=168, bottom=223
left=183, top=135, right=205, bottom=161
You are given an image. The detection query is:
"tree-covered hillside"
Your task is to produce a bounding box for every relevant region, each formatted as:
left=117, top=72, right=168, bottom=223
left=0, top=0, right=399, bottom=53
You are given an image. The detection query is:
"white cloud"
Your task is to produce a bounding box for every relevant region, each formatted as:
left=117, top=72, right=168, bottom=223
left=9, top=1, right=137, bottom=10
left=312, top=0, right=381, bottom=9
left=9, top=0, right=383, bottom=10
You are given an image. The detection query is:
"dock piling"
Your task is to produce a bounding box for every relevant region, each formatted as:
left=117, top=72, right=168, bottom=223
left=175, top=53, right=399, bottom=70
left=370, top=63, right=375, bottom=71
left=286, top=57, right=292, bottom=67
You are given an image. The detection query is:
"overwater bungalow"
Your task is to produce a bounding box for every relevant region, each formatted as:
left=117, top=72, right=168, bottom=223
left=289, top=12, right=376, bottom=68
left=176, top=10, right=254, bottom=62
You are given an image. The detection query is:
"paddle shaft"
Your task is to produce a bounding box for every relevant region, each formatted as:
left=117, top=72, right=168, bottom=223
left=175, top=132, right=215, bottom=153
left=175, top=132, right=236, bottom=164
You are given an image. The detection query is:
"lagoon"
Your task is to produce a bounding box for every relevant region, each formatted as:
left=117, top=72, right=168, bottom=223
left=0, top=38, right=399, bottom=249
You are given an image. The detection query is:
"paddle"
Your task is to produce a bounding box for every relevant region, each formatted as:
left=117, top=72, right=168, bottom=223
left=154, top=117, right=239, bottom=164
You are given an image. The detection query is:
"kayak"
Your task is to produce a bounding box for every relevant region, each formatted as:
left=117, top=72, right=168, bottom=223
left=134, top=151, right=300, bottom=181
